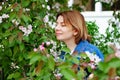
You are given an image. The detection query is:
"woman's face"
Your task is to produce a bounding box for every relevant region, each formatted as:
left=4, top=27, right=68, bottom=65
left=55, top=15, right=77, bottom=42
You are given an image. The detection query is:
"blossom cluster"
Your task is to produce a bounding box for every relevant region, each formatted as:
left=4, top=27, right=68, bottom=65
left=12, top=19, right=20, bottom=26
left=33, top=40, right=60, bottom=59
left=85, top=51, right=102, bottom=69
left=85, top=51, right=101, bottom=64
left=0, top=44, right=4, bottom=52
left=10, top=62, right=19, bottom=69
left=108, top=42, right=120, bottom=58
left=79, top=51, right=102, bottom=70
left=19, top=25, right=33, bottom=36
left=0, top=13, right=9, bottom=23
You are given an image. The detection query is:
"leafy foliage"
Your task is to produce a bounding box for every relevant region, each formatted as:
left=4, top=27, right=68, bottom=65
left=0, top=0, right=120, bottom=80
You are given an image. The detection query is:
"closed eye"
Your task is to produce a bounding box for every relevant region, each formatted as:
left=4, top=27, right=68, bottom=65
left=55, top=22, right=66, bottom=27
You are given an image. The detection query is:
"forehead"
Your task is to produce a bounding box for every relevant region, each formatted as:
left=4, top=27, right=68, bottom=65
left=56, top=15, right=70, bottom=25
left=56, top=15, right=64, bottom=23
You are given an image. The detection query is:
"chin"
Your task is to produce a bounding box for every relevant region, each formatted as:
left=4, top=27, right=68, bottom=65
left=56, top=37, right=63, bottom=41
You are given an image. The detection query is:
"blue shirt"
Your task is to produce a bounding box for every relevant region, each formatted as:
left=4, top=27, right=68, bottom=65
left=59, top=40, right=104, bottom=79
left=59, top=40, right=104, bottom=61
left=74, top=40, right=104, bottom=61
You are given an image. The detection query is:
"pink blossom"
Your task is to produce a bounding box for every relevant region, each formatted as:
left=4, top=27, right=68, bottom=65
left=39, top=44, right=45, bottom=51
left=33, top=48, right=38, bottom=52
left=42, top=42, right=44, bottom=45
left=88, top=62, right=96, bottom=69
left=46, top=41, right=51, bottom=46
left=115, top=50, right=120, bottom=58
left=19, top=26, right=24, bottom=30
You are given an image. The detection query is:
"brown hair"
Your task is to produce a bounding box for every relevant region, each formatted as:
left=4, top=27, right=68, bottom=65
left=56, top=10, right=91, bottom=44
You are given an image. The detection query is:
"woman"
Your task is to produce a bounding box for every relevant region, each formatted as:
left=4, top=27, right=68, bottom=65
left=55, top=10, right=104, bottom=79
left=55, top=10, right=104, bottom=61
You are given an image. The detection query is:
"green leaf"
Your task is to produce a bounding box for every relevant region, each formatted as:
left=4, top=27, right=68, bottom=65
left=19, top=43, right=25, bottom=51
left=71, top=57, right=80, bottom=64
left=80, top=53, right=87, bottom=58
left=28, top=53, right=41, bottom=65
left=108, top=58, right=120, bottom=68
left=13, top=72, right=21, bottom=78
left=21, top=0, right=30, bottom=7
left=61, top=68, right=76, bottom=80
left=39, top=0, right=45, bottom=3
left=7, top=73, right=14, bottom=79
left=9, top=35, right=16, bottom=47
left=33, top=20, right=42, bottom=27
left=23, top=36, right=29, bottom=42
left=9, top=12, right=17, bottom=21
left=48, top=56, right=55, bottom=70
left=58, top=62, right=70, bottom=69
left=77, top=68, right=85, bottom=79
left=2, top=31, right=11, bottom=38
left=2, top=39, right=9, bottom=46
left=7, top=72, right=21, bottom=79
left=1, top=22, right=11, bottom=29
left=98, top=62, right=109, bottom=73
left=107, top=46, right=115, bottom=54
left=6, top=48, right=13, bottom=57
left=21, top=14, right=32, bottom=23
left=61, top=47, right=70, bottom=53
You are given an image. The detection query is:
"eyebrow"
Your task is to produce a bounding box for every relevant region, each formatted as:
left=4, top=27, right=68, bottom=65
left=56, top=21, right=65, bottom=24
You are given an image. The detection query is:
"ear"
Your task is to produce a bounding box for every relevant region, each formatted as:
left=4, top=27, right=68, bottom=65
left=73, top=29, right=78, bottom=36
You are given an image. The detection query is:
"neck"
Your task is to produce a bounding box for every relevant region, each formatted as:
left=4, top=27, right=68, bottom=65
left=64, top=40, right=77, bottom=52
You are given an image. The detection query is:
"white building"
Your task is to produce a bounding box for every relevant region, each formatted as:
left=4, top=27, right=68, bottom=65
left=81, top=11, right=113, bottom=34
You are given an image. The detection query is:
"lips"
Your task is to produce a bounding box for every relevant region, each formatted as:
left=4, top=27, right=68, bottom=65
left=55, top=33, right=62, bottom=36
left=55, top=31, right=62, bottom=36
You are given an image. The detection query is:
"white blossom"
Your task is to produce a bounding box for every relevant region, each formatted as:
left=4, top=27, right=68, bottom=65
left=11, top=9, right=13, bottom=12
left=11, top=62, right=20, bottom=69
left=2, top=2, right=4, bottom=5
left=28, top=24, right=32, bottom=30
left=0, top=16, right=2, bottom=23
left=12, top=19, right=20, bottom=26
left=19, top=25, right=33, bottom=36
left=0, top=6, right=2, bottom=10
left=42, top=4, right=45, bottom=8
left=85, top=51, right=101, bottom=64
left=47, top=5, right=50, bottom=10
left=45, top=0, right=48, bottom=2
left=46, top=41, right=51, bottom=46
left=25, top=8, right=30, bottom=11
left=23, top=8, right=30, bottom=12
left=2, top=14, right=9, bottom=18
left=0, top=44, right=4, bottom=48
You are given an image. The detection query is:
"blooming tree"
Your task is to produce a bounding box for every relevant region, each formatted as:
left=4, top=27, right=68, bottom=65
left=0, top=0, right=120, bottom=80
left=0, top=0, right=69, bottom=79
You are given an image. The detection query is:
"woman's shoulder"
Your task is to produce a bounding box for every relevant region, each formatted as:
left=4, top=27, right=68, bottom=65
left=76, top=40, right=96, bottom=52
left=75, top=40, right=104, bottom=60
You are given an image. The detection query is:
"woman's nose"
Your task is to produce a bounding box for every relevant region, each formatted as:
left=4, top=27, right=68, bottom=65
left=55, top=24, right=61, bottom=30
